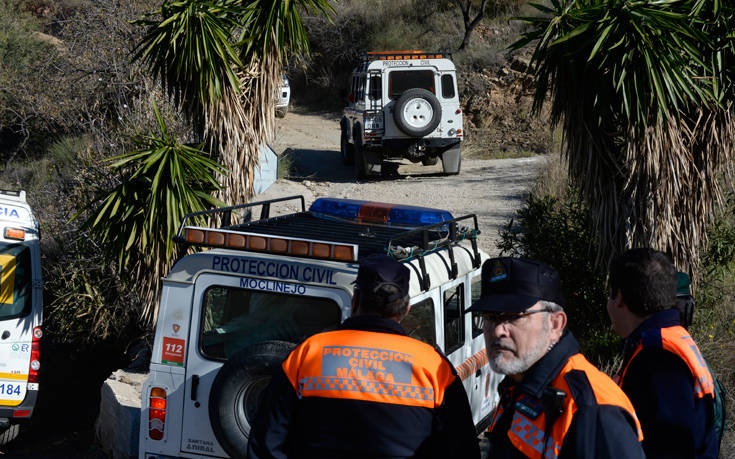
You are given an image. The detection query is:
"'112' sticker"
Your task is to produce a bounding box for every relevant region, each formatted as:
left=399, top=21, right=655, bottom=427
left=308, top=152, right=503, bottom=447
left=162, top=337, right=186, bottom=366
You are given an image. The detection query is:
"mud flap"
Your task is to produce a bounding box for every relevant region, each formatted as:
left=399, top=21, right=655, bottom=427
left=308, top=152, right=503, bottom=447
left=441, top=144, right=461, bottom=175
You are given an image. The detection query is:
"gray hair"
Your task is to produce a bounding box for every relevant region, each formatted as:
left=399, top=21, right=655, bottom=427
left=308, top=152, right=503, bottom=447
left=539, top=300, right=563, bottom=312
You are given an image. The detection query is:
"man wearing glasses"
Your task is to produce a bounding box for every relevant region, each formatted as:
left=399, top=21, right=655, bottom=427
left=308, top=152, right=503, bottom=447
left=467, top=257, right=645, bottom=458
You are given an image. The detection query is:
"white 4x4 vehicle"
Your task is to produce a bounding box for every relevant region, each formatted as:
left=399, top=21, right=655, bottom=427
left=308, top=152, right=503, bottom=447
left=139, top=196, right=501, bottom=458
left=341, top=51, right=463, bottom=178
left=0, top=190, right=43, bottom=446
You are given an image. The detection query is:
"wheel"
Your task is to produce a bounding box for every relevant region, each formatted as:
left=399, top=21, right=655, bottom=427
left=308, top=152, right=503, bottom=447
left=340, top=123, right=354, bottom=165
left=393, top=88, right=442, bottom=137
left=0, top=424, right=20, bottom=446
left=209, top=340, right=296, bottom=458
left=441, top=144, right=461, bottom=175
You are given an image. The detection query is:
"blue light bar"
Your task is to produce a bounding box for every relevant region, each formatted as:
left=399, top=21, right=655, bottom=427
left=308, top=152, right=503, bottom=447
left=309, top=198, right=453, bottom=227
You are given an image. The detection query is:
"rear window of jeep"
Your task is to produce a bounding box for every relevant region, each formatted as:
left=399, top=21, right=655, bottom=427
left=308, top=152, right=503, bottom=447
left=199, top=286, right=341, bottom=360
left=389, top=70, right=435, bottom=99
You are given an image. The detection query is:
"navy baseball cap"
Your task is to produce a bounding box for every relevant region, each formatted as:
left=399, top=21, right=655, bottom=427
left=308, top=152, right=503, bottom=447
left=354, top=254, right=410, bottom=302
left=466, top=257, right=565, bottom=313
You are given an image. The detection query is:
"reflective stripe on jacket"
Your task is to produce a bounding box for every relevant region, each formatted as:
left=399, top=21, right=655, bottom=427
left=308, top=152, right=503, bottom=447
left=247, top=315, right=480, bottom=459
left=490, top=353, right=643, bottom=459
left=282, top=328, right=456, bottom=408
left=486, top=331, right=645, bottom=459
left=616, top=324, right=715, bottom=399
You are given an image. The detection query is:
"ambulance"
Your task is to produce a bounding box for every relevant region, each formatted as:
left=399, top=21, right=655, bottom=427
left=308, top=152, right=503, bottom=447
left=0, top=190, right=42, bottom=445
left=139, top=196, right=502, bottom=458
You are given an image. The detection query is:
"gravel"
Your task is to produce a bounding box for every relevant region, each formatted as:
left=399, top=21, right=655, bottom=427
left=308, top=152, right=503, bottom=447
left=261, top=110, right=546, bottom=255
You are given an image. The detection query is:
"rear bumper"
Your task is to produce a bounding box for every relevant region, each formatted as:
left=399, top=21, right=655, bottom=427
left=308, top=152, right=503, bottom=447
left=0, top=388, right=38, bottom=424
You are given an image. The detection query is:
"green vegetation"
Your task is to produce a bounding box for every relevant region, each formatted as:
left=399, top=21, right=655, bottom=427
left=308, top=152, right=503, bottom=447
left=513, top=0, right=735, bottom=279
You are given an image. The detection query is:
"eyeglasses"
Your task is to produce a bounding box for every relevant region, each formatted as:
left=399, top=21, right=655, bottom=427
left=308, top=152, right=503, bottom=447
left=481, top=307, right=555, bottom=327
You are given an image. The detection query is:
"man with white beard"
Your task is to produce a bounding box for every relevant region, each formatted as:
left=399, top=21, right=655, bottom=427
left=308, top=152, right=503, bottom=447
left=467, top=257, right=646, bottom=459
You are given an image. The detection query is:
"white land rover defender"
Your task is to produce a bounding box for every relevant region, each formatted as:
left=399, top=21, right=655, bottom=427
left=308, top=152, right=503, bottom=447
left=0, top=190, right=43, bottom=446
left=341, top=51, right=463, bottom=179
left=139, top=196, right=501, bottom=459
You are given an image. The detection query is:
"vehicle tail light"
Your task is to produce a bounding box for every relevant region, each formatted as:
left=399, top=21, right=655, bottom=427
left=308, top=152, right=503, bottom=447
left=149, top=387, right=167, bottom=440
left=28, top=327, right=41, bottom=383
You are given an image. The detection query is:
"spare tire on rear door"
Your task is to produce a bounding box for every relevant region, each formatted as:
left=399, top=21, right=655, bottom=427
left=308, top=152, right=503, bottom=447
left=393, top=88, right=442, bottom=137
left=209, top=340, right=296, bottom=458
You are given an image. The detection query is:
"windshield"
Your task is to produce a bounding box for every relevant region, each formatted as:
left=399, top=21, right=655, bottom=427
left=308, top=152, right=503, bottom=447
left=389, top=70, right=435, bottom=99
left=0, top=242, right=32, bottom=320
left=200, top=285, right=341, bottom=360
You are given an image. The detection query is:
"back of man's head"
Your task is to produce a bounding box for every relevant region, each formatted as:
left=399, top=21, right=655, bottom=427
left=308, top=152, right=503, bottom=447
left=609, top=248, right=677, bottom=317
left=354, top=255, right=410, bottom=319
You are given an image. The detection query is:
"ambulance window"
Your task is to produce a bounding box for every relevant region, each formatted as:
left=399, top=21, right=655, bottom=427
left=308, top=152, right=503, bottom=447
left=389, top=70, right=435, bottom=99
left=401, top=298, right=435, bottom=346
left=471, top=276, right=483, bottom=338
left=444, top=284, right=464, bottom=353
left=199, top=286, right=341, bottom=361
left=441, top=74, right=455, bottom=99
left=0, top=243, right=32, bottom=320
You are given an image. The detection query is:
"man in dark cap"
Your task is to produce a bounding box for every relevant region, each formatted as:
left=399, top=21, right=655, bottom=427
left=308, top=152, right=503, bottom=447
left=248, top=254, right=480, bottom=459
left=467, top=257, right=645, bottom=458
left=607, top=248, right=720, bottom=458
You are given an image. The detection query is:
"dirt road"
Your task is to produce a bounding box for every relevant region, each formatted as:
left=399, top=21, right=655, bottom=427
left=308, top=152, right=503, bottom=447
left=261, top=110, right=545, bottom=255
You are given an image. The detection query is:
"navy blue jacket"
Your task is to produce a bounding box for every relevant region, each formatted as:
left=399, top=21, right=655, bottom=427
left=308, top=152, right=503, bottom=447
left=486, top=331, right=645, bottom=459
left=620, top=309, right=719, bottom=459
left=246, top=315, right=480, bottom=459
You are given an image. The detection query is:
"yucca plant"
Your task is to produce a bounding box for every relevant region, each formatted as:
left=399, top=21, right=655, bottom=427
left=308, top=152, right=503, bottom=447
left=81, top=102, right=226, bottom=323
left=513, top=0, right=735, bottom=280
left=133, top=0, right=334, bottom=206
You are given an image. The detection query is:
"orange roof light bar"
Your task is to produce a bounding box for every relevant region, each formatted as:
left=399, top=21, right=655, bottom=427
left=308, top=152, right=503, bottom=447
left=364, top=51, right=449, bottom=62
left=180, top=227, right=359, bottom=262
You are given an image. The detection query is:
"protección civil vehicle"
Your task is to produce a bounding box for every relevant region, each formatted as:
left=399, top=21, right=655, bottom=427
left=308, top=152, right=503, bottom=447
left=341, top=51, right=463, bottom=178
left=139, top=196, right=501, bottom=458
left=0, top=190, right=43, bottom=446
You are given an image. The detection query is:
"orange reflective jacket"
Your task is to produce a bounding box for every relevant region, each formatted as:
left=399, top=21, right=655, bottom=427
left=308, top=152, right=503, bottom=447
left=282, top=329, right=457, bottom=409
left=617, top=325, right=715, bottom=399
left=489, top=353, right=643, bottom=459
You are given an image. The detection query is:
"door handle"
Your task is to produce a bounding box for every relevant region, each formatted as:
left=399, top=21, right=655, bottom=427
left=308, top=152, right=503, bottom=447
left=191, top=375, right=199, bottom=401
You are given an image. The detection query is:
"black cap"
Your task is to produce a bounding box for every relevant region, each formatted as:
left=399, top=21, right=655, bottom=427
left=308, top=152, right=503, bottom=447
left=354, top=254, right=410, bottom=302
left=466, top=257, right=565, bottom=313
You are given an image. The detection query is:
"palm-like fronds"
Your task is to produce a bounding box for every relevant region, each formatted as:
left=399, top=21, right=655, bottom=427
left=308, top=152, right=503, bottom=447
left=133, top=1, right=243, bottom=131
left=81, top=102, right=226, bottom=323
left=134, top=0, right=334, bottom=206
left=514, top=0, right=735, bottom=280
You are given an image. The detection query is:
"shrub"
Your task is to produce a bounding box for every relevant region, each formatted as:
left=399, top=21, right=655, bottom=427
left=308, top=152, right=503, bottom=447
left=497, top=157, right=617, bottom=364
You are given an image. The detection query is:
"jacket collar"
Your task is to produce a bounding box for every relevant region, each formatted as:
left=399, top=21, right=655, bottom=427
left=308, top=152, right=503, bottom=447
left=623, top=308, right=681, bottom=354
left=339, top=315, right=408, bottom=336
left=499, top=330, right=580, bottom=399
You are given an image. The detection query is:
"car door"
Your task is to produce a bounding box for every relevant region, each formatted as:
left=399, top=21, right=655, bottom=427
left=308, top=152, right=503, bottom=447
left=0, top=240, right=40, bottom=408
left=469, top=272, right=503, bottom=427
left=179, top=273, right=350, bottom=456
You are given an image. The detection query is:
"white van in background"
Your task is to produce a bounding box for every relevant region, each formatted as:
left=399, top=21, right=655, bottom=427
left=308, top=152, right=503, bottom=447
left=0, top=190, right=43, bottom=446
left=275, top=74, right=291, bottom=118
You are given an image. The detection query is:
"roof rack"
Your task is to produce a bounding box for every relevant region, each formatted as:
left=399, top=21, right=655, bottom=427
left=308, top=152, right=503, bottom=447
left=362, top=50, right=453, bottom=62
left=388, top=214, right=481, bottom=290
left=174, top=195, right=481, bottom=289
